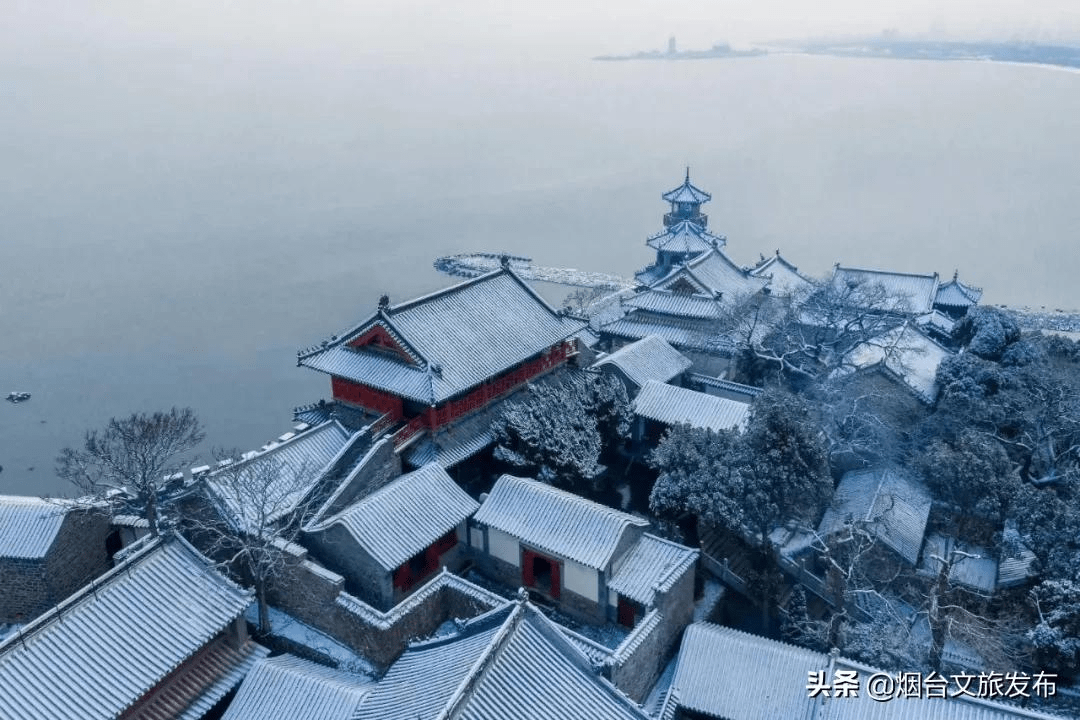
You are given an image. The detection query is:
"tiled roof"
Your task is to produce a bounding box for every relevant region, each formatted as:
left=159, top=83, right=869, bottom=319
left=819, top=468, right=931, bottom=565
left=601, top=313, right=738, bottom=353
left=655, top=249, right=769, bottom=300
left=623, top=289, right=726, bottom=319
left=646, top=220, right=723, bottom=255
left=667, top=623, right=822, bottom=720
left=839, top=323, right=951, bottom=403
left=634, top=263, right=670, bottom=287
left=633, top=380, right=751, bottom=432
left=131, top=634, right=268, bottom=720
left=935, top=274, right=984, bottom=308
left=919, top=534, right=998, bottom=595
left=608, top=534, right=698, bottom=606
left=206, top=420, right=357, bottom=534
left=592, top=335, right=692, bottom=390
left=686, top=374, right=764, bottom=400
left=221, top=654, right=371, bottom=720
left=354, top=601, right=648, bottom=720
left=749, top=252, right=815, bottom=296
left=0, top=535, right=255, bottom=720
left=831, top=266, right=940, bottom=315
left=662, top=171, right=712, bottom=204
left=916, top=309, right=957, bottom=335
left=665, top=623, right=1064, bottom=720
left=0, top=496, right=70, bottom=559
left=299, top=269, right=585, bottom=404
left=474, top=476, right=649, bottom=570
left=306, top=463, right=479, bottom=572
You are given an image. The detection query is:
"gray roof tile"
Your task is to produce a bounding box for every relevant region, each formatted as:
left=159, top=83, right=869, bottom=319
left=299, top=270, right=585, bottom=404
left=622, top=290, right=726, bottom=320
left=818, top=468, right=931, bottom=565
left=935, top=275, right=983, bottom=308
left=666, top=623, right=1063, bottom=720
left=206, top=420, right=356, bottom=534
left=0, top=535, right=254, bottom=720
left=608, top=534, right=698, bottom=606
left=646, top=221, right=723, bottom=255
left=0, top=496, right=70, bottom=559
left=633, top=380, right=751, bottom=432
left=221, top=654, right=371, bottom=720
left=832, top=266, right=940, bottom=314
left=474, top=476, right=648, bottom=570
left=354, top=602, right=648, bottom=720
left=662, top=174, right=712, bottom=204
left=592, top=336, right=692, bottom=390
left=307, top=463, right=479, bottom=572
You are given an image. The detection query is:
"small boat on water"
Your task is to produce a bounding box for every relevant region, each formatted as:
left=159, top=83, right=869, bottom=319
left=5, top=392, right=31, bottom=403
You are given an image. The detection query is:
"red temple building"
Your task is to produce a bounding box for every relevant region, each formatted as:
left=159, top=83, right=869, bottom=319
left=297, top=263, right=586, bottom=467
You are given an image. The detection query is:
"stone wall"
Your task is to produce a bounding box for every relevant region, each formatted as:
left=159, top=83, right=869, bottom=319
left=0, top=508, right=111, bottom=624
left=264, top=542, right=503, bottom=671
left=317, top=438, right=400, bottom=518
left=607, top=556, right=696, bottom=702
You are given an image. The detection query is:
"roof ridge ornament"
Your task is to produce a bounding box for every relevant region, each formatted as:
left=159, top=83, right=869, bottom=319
left=378, top=294, right=390, bottom=311
left=500, top=254, right=511, bottom=270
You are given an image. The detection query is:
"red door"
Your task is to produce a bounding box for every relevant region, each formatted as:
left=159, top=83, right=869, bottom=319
left=617, top=596, right=635, bottom=627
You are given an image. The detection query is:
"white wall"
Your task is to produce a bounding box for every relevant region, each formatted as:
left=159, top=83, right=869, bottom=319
left=488, top=527, right=520, bottom=567
left=563, top=558, right=598, bottom=602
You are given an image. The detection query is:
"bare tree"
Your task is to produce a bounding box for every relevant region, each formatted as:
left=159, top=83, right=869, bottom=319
left=56, top=407, right=204, bottom=536
left=187, top=451, right=322, bottom=635
left=724, top=278, right=916, bottom=385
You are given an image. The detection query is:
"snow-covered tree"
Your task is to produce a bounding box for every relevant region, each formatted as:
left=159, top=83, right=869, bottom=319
left=1028, top=579, right=1080, bottom=678
left=493, top=372, right=630, bottom=493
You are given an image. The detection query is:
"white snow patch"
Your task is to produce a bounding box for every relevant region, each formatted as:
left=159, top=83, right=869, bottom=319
left=693, top=579, right=726, bottom=623
left=246, top=604, right=377, bottom=677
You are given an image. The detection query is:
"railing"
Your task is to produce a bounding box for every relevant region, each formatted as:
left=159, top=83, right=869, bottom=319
left=392, top=416, right=426, bottom=449
left=369, top=412, right=395, bottom=438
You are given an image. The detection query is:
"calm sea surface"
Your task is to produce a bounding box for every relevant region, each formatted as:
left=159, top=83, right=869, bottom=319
left=3, top=52, right=1079, bottom=496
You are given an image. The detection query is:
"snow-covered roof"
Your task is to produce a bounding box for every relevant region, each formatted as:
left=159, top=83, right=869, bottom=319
left=819, top=468, right=932, bottom=565
left=916, top=309, right=957, bottom=336
left=206, top=419, right=357, bottom=534
left=919, top=534, right=998, bottom=595
left=601, top=313, right=739, bottom=353
left=646, top=220, right=723, bottom=255
left=748, top=251, right=815, bottom=296
left=221, top=654, right=372, bottom=720
left=474, top=476, right=648, bottom=570
left=687, top=374, right=764, bottom=401
left=633, top=380, right=751, bottom=432
left=935, top=272, right=983, bottom=308
left=0, top=535, right=263, bottom=720
left=354, top=601, right=648, bottom=720
left=607, top=534, right=698, bottom=606
left=299, top=269, right=585, bottom=405
left=831, top=265, right=940, bottom=315
left=664, top=623, right=823, bottom=720
left=654, top=248, right=769, bottom=300
left=307, top=463, right=479, bottom=572
left=662, top=622, right=1063, bottom=720
left=662, top=170, right=712, bottom=204
left=838, top=323, right=951, bottom=403
left=0, top=496, right=70, bottom=559
left=622, top=289, right=726, bottom=320
left=592, top=335, right=692, bottom=391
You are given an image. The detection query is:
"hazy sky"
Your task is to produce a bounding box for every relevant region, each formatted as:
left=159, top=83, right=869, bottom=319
left=7, top=0, right=1080, bottom=63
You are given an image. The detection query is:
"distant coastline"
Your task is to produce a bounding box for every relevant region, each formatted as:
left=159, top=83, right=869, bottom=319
left=594, top=41, right=767, bottom=62
left=595, top=37, right=1080, bottom=73
left=783, top=37, right=1080, bottom=72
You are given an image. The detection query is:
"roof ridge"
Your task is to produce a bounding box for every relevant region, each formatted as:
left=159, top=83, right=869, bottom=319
left=435, top=602, right=525, bottom=720
left=835, top=265, right=939, bottom=281
left=497, top=475, right=648, bottom=524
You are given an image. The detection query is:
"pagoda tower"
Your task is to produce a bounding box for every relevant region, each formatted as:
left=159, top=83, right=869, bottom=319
left=662, top=168, right=711, bottom=228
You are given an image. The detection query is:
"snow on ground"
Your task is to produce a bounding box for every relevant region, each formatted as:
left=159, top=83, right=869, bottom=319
left=245, top=604, right=377, bottom=677
left=693, top=579, right=726, bottom=623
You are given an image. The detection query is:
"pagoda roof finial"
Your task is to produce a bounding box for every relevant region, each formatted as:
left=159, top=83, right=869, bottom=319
left=953, top=269, right=959, bottom=281
left=685, top=166, right=691, bottom=183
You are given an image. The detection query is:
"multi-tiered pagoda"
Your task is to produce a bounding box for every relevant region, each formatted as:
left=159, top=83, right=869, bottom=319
left=600, top=171, right=771, bottom=375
